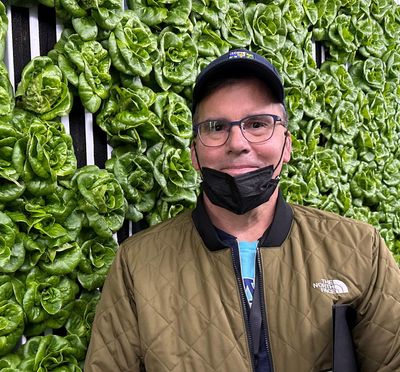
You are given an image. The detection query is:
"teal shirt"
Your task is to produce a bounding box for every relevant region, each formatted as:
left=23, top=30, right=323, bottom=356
left=238, top=240, right=258, bottom=306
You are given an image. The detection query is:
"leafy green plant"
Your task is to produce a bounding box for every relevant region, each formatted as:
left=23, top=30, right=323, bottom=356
left=49, top=30, right=112, bottom=112
left=221, top=2, right=252, bottom=48
left=0, top=275, right=25, bottom=356
left=127, top=0, right=191, bottom=27
left=0, top=122, right=26, bottom=205
left=106, top=146, right=156, bottom=222
left=22, top=267, right=79, bottom=336
left=15, top=57, right=73, bottom=120
left=71, top=165, right=126, bottom=239
left=153, top=91, right=193, bottom=148
left=191, top=0, right=229, bottom=29
left=0, top=61, right=14, bottom=120
left=12, top=115, right=77, bottom=196
left=75, top=232, right=118, bottom=290
left=0, top=2, right=7, bottom=61
left=154, top=28, right=198, bottom=92
left=96, top=85, right=163, bottom=147
left=148, top=142, right=198, bottom=206
left=0, top=211, right=25, bottom=273
left=14, top=334, right=85, bottom=371
left=245, top=3, right=287, bottom=52
left=107, top=10, right=158, bottom=77
left=192, top=20, right=230, bottom=59
left=65, top=291, right=100, bottom=346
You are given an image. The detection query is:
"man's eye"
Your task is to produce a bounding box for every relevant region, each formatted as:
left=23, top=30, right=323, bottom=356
left=247, top=120, right=267, bottom=129
left=209, top=122, right=226, bottom=131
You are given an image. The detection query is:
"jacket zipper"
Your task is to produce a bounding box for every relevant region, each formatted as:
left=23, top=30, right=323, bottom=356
left=230, top=246, right=256, bottom=372
left=256, top=247, right=274, bottom=372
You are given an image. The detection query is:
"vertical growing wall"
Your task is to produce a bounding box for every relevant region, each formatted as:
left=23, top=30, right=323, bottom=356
left=0, top=0, right=399, bottom=368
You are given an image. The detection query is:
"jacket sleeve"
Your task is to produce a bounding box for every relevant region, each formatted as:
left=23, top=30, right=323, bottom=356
left=353, top=229, right=400, bottom=371
left=84, top=243, right=142, bottom=372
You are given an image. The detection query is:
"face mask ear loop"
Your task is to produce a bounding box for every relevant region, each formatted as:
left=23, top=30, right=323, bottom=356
left=272, top=131, right=289, bottom=175
left=193, top=140, right=205, bottom=180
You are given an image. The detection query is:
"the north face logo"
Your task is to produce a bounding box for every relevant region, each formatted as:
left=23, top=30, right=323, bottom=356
left=312, top=279, right=349, bottom=294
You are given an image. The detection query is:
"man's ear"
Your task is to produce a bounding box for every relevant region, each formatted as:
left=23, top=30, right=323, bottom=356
left=190, top=140, right=200, bottom=170
left=283, top=131, right=292, bottom=164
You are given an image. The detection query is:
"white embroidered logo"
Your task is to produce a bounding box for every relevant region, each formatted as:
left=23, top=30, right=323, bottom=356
left=312, top=279, right=349, bottom=294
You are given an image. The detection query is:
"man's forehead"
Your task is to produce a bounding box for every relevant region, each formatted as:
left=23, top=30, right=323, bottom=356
left=199, top=77, right=278, bottom=106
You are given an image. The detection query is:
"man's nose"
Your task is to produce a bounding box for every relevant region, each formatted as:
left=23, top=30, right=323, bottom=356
left=226, top=124, right=249, bottom=150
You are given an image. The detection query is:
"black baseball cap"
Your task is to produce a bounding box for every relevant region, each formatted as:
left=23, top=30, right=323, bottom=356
left=192, top=48, right=285, bottom=114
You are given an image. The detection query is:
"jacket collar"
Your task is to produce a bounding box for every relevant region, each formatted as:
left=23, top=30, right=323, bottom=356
left=192, top=191, right=293, bottom=251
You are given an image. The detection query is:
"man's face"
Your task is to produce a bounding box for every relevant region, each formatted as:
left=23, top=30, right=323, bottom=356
left=191, top=78, right=291, bottom=179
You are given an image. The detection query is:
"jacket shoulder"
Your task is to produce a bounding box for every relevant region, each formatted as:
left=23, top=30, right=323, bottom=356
left=290, top=203, right=375, bottom=234
left=288, top=203, right=380, bottom=261
left=119, top=210, right=196, bottom=260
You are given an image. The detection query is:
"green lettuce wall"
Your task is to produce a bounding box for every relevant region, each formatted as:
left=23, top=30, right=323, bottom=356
left=0, top=0, right=399, bottom=368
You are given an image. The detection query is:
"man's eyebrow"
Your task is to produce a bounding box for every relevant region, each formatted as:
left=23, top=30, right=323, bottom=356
left=196, top=117, right=229, bottom=123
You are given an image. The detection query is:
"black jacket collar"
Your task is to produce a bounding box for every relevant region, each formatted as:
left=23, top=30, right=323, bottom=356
left=192, top=191, right=293, bottom=251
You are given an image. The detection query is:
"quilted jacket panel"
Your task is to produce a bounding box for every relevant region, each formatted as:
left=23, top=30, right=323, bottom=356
left=259, top=204, right=400, bottom=371
left=85, top=203, right=400, bottom=372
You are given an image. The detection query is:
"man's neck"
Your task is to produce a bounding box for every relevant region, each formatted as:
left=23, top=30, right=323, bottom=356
left=203, top=190, right=279, bottom=242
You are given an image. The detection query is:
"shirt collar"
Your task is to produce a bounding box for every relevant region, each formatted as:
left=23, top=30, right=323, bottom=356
left=192, top=191, right=293, bottom=251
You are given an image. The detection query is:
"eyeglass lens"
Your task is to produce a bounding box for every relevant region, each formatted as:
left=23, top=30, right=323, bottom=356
left=197, top=114, right=279, bottom=146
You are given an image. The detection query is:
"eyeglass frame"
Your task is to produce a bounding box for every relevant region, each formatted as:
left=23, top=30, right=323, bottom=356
left=192, top=113, right=287, bottom=147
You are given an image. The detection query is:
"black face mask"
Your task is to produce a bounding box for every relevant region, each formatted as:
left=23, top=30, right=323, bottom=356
left=200, top=165, right=279, bottom=215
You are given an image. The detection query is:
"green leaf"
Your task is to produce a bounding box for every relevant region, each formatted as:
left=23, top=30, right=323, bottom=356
left=191, top=0, right=229, bottom=29
left=15, top=56, right=73, bottom=120
left=17, top=334, right=84, bottom=370
left=0, top=3, right=8, bottom=61
left=349, top=57, right=386, bottom=93
left=154, top=28, right=198, bottom=91
left=97, top=85, right=163, bottom=147
left=153, top=92, right=192, bottom=148
left=245, top=3, right=287, bottom=52
left=0, top=62, right=14, bottom=120
left=221, top=2, right=252, bottom=48
left=71, top=165, right=126, bottom=238
left=23, top=268, right=79, bottom=336
left=108, top=10, right=158, bottom=77
left=65, top=291, right=100, bottom=343
left=151, top=143, right=198, bottom=198
left=39, top=242, right=82, bottom=275
left=0, top=300, right=25, bottom=356
left=72, top=16, right=98, bottom=41
left=76, top=234, right=117, bottom=290
left=106, top=146, right=155, bottom=222
left=192, top=21, right=231, bottom=58
left=127, top=0, right=191, bottom=27
left=57, top=33, right=111, bottom=112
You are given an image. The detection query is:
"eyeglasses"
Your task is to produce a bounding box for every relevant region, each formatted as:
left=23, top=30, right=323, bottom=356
left=193, top=114, right=285, bottom=147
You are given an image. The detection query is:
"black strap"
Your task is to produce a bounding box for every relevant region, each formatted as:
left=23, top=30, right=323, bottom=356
left=332, top=304, right=359, bottom=372
left=249, top=269, right=262, bottom=355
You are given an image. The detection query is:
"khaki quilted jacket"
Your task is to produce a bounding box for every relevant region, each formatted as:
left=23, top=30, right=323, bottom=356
left=85, top=195, right=400, bottom=372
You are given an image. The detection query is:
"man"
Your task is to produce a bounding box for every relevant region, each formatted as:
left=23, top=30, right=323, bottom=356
left=84, top=49, right=400, bottom=371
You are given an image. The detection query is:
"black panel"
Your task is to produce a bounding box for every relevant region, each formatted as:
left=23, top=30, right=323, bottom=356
left=93, top=114, right=109, bottom=169
left=314, top=41, right=323, bottom=68
left=38, top=3, right=56, bottom=56
left=11, top=6, right=31, bottom=86
left=132, top=219, right=148, bottom=235
left=68, top=95, right=87, bottom=168
left=117, top=220, right=130, bottom=244
left=117, top=219, right=149, bottom=243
